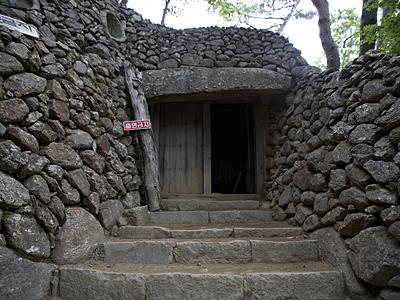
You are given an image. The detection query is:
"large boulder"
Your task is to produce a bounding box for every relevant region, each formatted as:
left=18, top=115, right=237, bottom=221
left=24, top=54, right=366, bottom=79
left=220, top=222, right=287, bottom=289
left=0, top=171, right=30, bottom=210
left=349, top=226, right=400, bottom=287
left=52, top=207, right=104, bottom=264
left=4, top=73, right=47, bottom=96
left=44, top=142, right=82, bottom=170
left=0, top=247, right=55, bottom=300
left=310, top=227, right=369, bottom=298
left=2, top=213, right=51, bottom=258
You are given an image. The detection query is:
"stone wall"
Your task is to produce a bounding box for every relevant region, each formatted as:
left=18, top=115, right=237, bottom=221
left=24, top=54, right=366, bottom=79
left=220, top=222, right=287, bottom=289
left=0, top=0, right=306, bottom=263
left=267, top=51, right=400, bottom=298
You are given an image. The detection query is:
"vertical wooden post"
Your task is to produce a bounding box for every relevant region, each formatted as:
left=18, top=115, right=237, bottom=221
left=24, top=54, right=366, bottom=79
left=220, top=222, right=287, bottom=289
left=125, top=64, right=161, bottom=211
left=203, top=101, right=212, bottom=194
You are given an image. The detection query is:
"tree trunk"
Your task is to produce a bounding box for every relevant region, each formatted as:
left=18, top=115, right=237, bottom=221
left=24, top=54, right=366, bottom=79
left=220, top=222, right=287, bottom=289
left=277, top=0, right=300, bottom=34
left=161, top=0, right=171, bottom=26
left=360, top=0, right=378, bottom=55
left=125, top=64, right=161, bottom=211
left=311, top=0, right=340, bottom=69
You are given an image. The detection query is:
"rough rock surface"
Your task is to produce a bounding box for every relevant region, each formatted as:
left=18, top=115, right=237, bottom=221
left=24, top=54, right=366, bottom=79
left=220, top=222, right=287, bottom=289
left=52, top=207, right=104, bottom=264
left=348, top=226, right=400, bottom=287
left=0, top=247, right=55, bottom=300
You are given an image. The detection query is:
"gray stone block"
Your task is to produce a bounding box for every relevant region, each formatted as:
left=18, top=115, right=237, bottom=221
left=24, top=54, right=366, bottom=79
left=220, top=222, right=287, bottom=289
left=174, top=240, right=251, bottom=264
left=209, top=210, right=272, bottom=223
left=118, top=226, right=171, bottom=239
left=244, top=271, right=344, bottom=300
left=59, top=267, right=145, bottom=300
left=233, top=227, right=303, bottom=238
left=251, top=240, right=320, bottom=263
left=171, top=228, right=233, bottom=239
left=146, top=273, right=243, bottom=300
left=149, top=211, right=209, bottom=224
left=101, top=241, right=174, bottom=264
left=162, top=199, right=260, bottom=211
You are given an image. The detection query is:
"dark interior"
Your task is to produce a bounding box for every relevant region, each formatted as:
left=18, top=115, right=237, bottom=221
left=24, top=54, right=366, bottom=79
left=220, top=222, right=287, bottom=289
left=211, top=103, right=255, bottom=193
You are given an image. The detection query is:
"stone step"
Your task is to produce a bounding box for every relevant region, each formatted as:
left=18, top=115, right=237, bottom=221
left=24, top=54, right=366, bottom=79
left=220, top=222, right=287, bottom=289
left=59, top=262, right=344, bottom=300
left=117, top=224, right=304, bottom=240
left=161, top=199, right=261, bottom=211
left=162, top=193, right=263, bottom=201
left=97, top=238, right=319, bottom=265
left=148, top=210, right=273, bottom=224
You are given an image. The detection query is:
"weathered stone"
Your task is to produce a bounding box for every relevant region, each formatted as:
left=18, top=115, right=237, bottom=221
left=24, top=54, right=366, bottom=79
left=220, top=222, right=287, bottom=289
left=339, top=187, right=369, bottom=210
left=300, top=191, right=315, bottom=206
left=366, top=184, right=398, bottom=206
left=147, top=273, right=242, bottom=300
left=124, top=206, right=149, bottom=226
left=23, top=175, right=51, bottom=204
left=6, top=42, right=29, bottom=61
left=49, top=100, right=70, bottom=122
left=329, top=169, right=349, bottom=192
left=388, top=274, right=400, bottom=288
left=278, top=185, right=292, bottom=207
left=181, top=53, right=201, bottom=66
left=332, top=141, right=352, bottom=164
left=351, top=144, right=374, bottom=166
left=6, top=126, right=39, bottom=152
left=346, top=164, right=372, bottom=188
left=41, top=63, right=66, bottom=78
left=96, top=134, right=110, bottom=155
left=45, top=142, right=82, bottom=170
left=83, top=192, right=100, bottom=215
left=66, top=169, right=91, bottom=197
left=303, top=214, right=321, bottom=232
left=99, top=200, right=124, bottom=230
left=121, top=191, right=141, bottom=209
left=337, top=213, right=376, bottom=237
left=349, top=124, right=380, bottom=144
left=354, top=103, right=380, bottom=123
left=105, top=172, right=126, bottom=195
left=244, top=272, right=344, bottom=300
left=0, top=247, right=55, bottom=300
left=3, top=213, right=51, bottom=258
left=59, top=268, right=145, bottom=300
left=0, top=52, right=24, bottom=75
left=65, top=130, right=94, bottom=150
left=362, top=79, right=389, bottom=102
left=364, top=160, right=400, bottom=183
left=321, top=206, right=347, bottom=225
left=379, top=289, right=400, bottom=300
left=349, top=226, right=400, bottom=287
left=294, top=204, right=313, bottom=225
left=388, top=222, right=400, bottom=241
left=52, top=207, right=105, bottom=264
left=80, top=150, right=105, bottom=174
left=48, top=196, right=66, bottom=225
left=0, top=122, right=6, bottom=137
left=4, top=73, right=47, bottom=96
left=0, top=171, right=30, bottom=209
left=28, top=121, right=57, bottom=145
left=59, top=179, right=80, bottom=205
left=45, top=164, right=65, bottom=180
left=374, top=137, right=397, bottom=160
left=293, top=167, right=313, bottom=191
left=310, top=227, right=369, bottom=298
left=35, top=203, right=59, bottom=234
left=309, top=173, right=327, bottom=192
left=0, top=99, right=29, bottom=123
left=314, top=192, right=330, bottom=215
left=18, top=153, right=49, bottom=179
left=376, top=102, right=400, bottom=129
left=143, top=67, right=291, bottom=99
left=381, top=207, right=400, bottom=226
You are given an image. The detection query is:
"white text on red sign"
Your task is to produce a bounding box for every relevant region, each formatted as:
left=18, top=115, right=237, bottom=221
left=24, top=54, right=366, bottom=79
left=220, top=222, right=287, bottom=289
left=123, top=120, right=152, bottom=131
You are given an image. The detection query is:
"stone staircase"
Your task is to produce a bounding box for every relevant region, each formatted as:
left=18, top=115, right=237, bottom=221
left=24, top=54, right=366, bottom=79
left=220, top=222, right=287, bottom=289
left=57, top=195, right=345, bottom=300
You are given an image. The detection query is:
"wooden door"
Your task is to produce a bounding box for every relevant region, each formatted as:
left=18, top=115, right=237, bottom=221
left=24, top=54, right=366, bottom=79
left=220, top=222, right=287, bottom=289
left=157, top=102, right=204, bottom=193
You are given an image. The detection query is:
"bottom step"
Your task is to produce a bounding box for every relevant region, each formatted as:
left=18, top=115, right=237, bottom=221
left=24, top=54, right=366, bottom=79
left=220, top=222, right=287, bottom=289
left=58, top=262, right=344, bottom=300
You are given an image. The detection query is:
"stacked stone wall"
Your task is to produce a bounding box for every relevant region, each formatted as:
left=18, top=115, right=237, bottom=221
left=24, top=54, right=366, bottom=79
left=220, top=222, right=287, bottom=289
left=267, top=51, right=400, bottom=298
left=0, top=0, right=306, bottom=263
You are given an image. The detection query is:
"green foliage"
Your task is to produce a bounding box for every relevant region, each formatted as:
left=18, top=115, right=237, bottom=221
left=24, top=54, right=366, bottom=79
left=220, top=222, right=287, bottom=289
left=331, top=9, right=360, bottom=67
left=316, top=9, right=360, bottom=69
left=363, top=0, right=400, bottom=54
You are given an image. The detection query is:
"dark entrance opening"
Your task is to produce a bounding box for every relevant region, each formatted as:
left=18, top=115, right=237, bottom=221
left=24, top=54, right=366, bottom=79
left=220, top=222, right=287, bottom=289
left=211, top=103, right=255, bottom=194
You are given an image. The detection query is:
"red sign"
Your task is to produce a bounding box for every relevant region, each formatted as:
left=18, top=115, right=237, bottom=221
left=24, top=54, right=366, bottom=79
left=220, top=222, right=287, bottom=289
left=123, top=120, right=151, bottom=131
